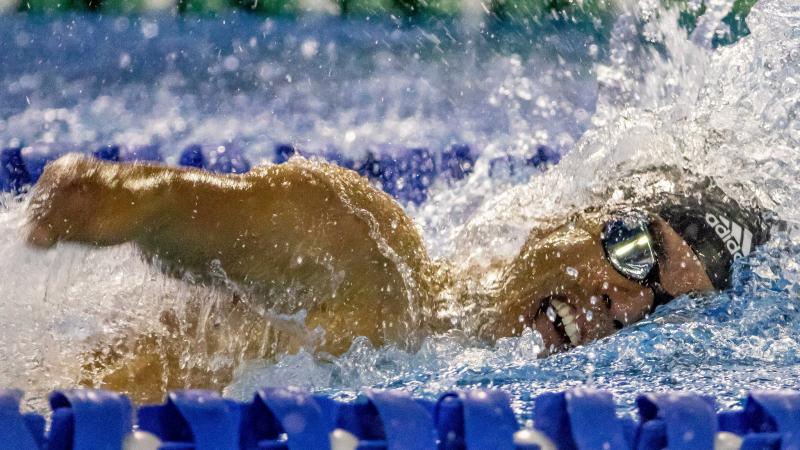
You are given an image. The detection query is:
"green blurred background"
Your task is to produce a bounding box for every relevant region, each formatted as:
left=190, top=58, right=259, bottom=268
left=1, top=0, right=759, bottom=50
left=6, top=0, right=757, bottom=23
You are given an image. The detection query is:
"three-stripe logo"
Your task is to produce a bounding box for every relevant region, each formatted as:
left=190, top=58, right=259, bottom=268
left=705, top=213, right=753, bottom=259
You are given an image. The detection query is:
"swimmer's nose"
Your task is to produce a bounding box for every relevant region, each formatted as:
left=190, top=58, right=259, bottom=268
left=596, top=277, right=654, bottom=327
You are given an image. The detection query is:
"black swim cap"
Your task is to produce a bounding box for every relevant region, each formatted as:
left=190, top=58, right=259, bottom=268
left=655, top=185, right=771, bottom=289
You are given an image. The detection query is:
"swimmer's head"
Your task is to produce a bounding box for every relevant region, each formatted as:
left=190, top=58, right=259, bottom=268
left=483, top=177, right=772, bottom=353
left=654, top=183, right=771, bottom=289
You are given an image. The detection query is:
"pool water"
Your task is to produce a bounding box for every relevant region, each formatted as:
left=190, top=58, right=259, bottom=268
left=1, top=0, right=799, bottom=418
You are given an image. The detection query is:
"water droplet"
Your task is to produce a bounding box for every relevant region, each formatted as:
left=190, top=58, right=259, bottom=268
left=223, top=56, right=239, bottom=72
left=590, top=295, right=598, bottom=305
left=300, top=39, right=319, bottom=59
left=119, top=52, right=131, bottom=69
left=546, top=306, right=557, bottom=322
left=565, top=266, right=579, bottom=278
left=140, top=21, right=159, bottom=39
left=586, top=310, right=593, bottom=321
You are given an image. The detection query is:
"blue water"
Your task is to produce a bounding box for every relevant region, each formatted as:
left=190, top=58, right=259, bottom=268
left=1, top=0, right=800, bottom=417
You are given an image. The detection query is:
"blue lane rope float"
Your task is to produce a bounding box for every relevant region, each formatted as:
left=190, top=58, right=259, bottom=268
left=138, top=390, right=240, bottom=450
left=178, top=144, right=252, bottom=174
left=48, top=390, right=133, bottom=450
left=0, top=147, right=31, bottom=193
left=534, top=390, right=631, bottom=450
left=239, top=388, right=334, bottom=449
left=0, top=389, right=46, bottom=449
left=92, top=145, right=123, bottom=162
left=123, top=145, right=163, bottom=163
left=3, top=387, right=800, bottom=449
left=2, top=141, right=561, bottom=205
left=274, top=144, right=299, bottom=165
left=178, top=145, right=207, bottom=169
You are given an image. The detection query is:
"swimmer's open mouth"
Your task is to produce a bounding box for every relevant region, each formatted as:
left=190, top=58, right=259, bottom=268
left=535, top=297, right=582, bottom=349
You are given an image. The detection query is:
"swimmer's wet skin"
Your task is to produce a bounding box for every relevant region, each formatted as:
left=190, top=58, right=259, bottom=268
left=25, top=154, right=769, bottom=403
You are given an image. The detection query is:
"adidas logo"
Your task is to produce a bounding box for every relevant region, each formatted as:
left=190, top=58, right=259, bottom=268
left=705, top=213, right=753, bottom=259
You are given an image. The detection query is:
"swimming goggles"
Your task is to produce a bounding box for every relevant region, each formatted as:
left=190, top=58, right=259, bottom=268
left=601, top=210, right=674, bottom=307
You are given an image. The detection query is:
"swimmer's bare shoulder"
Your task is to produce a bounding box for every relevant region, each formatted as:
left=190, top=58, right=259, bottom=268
left=26, top=154, right=439, bottom=353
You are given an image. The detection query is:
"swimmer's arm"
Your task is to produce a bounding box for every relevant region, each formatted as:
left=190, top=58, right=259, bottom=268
left=26, top=154, right=259, bottom=252
left=81, top=297, right=316, bottom=404
left=26, top=154, right=274, bottom=278
left=25, top=154, right=433, bottom=294
left=26, top=154, right=185, bottom=248
left=26, top=154, right=439, bottom=354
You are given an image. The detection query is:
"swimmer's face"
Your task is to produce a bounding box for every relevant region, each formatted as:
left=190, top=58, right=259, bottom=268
left=492, top=211, right=715, bottom=354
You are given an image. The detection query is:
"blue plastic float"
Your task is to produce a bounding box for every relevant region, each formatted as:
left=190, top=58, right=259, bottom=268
left=3, top=387, right=800, bottom=449
left=177, top=144, right=251, bottom=174
left=2, top=141, right=562, bottom=206
left=0, top=147, right=31, bottom=193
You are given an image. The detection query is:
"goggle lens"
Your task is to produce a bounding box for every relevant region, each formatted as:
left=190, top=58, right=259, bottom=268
left=602, top=213, right=657, bottom=281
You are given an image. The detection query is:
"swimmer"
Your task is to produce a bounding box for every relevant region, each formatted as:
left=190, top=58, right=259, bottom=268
left=25, top=153, right=770, bottom=402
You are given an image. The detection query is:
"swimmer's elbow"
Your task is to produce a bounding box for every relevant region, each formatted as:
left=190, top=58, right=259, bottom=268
left=25, top=223, right=57, bottom=249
